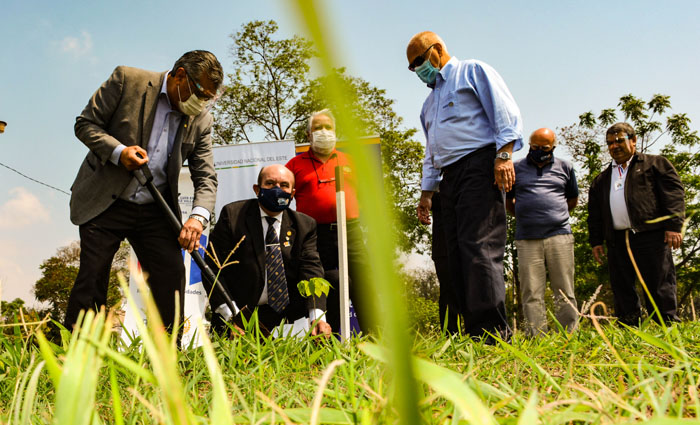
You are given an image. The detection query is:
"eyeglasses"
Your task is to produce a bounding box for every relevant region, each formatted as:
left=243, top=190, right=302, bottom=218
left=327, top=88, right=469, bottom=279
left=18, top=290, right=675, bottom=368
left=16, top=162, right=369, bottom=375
left=310, top=157, right=336, bottom=184
left=186, top=73, right=219, bottom=108
left=606, top=135, right=629, bottom=146
left=408, top=44, right=437, bottom=71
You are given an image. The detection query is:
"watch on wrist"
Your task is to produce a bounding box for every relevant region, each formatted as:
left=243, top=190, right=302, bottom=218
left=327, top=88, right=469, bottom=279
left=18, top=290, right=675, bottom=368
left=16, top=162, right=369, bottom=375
left=495, top=151, right=512, bottom=161
left=189, top=214, right=208, bottom=229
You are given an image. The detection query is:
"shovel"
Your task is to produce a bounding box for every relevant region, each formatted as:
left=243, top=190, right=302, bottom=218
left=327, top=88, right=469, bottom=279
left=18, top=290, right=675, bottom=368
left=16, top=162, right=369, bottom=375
left=131, top=158, right=238, bottom=317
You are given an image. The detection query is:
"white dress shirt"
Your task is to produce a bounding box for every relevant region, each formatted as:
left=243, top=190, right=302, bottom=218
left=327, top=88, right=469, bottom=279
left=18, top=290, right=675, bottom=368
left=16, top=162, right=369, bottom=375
left=609, top=158, right=633, bottom=230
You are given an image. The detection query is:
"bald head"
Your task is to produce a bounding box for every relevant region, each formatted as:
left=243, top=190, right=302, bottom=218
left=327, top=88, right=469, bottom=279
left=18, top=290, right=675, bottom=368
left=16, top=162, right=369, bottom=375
left=530, top=128, right=557, bottom=147
left=406, top=31, right=450, bottom=68
left=257, top=164, right=295, bottom=188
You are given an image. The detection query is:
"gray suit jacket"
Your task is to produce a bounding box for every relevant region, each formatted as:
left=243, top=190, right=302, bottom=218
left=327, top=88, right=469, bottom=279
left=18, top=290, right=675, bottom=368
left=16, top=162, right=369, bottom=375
left=70, top=66, right=217, bottom=225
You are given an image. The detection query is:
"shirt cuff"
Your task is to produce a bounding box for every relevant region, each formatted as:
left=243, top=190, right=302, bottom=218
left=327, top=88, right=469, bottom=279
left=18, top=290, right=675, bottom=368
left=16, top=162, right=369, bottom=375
left=191, top=206, right=211, bottom=222
left=215, top=302, right=240, bottom=321
left=308, top=308, right=326, bottom=323
left=110, top=144, right=127, bottom=166
left=421, top=177, right=441, bottom=192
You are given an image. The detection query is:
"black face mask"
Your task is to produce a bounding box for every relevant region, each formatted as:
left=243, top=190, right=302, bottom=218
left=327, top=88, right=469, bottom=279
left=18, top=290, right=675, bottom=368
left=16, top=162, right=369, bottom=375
left=528, top=146, right=554, bottom=164
left=257, top=186, right=292, bottom=212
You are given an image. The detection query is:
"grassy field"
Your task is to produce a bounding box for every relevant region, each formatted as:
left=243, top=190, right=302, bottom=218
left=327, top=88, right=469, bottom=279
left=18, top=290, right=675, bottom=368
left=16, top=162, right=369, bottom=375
left=2, top=302, right=700, bottom=424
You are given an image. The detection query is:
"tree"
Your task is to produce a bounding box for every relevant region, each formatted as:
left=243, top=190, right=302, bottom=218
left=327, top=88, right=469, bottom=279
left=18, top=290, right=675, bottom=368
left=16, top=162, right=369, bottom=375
left=213, top=20, right=314, bottom=143
left=213, top=21, right=430, bottom=252
left=33, top=241, right=130, bottom=323
left=559, top=94, right=700, bottom=315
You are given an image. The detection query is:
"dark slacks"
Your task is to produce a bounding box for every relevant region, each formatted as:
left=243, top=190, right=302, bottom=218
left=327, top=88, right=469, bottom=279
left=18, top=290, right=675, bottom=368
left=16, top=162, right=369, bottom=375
left=431, top=193, right=460, bottom=333
left=64, top=199, right=185, bottom=331
left=607, top=229, right=679, bottom=325
left=318, top=219, right=376, bottom=334
left=439, top=147, right=510, bottom=339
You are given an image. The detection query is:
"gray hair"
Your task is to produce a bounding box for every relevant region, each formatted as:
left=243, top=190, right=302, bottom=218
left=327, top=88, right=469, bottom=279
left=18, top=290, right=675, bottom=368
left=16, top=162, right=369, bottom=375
left=307, top=109, right=336, bottom=133
left=171, top=50, right=224, bottom=90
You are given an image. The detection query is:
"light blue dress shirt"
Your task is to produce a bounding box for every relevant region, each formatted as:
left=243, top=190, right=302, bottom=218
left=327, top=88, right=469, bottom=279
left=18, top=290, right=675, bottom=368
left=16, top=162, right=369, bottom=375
left=420, top=57, right=523, bottom=191
left=109, top=72, right=210, bottom=220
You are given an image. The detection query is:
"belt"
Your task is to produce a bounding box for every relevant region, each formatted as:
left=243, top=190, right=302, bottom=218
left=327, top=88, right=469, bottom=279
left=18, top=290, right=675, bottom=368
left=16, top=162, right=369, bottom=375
left=441, top=145, right=496, bottom=176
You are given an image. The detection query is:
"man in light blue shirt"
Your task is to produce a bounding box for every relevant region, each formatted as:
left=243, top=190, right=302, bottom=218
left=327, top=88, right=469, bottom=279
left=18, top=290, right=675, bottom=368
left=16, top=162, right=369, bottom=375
left=407, top=31, right=523, bottom=341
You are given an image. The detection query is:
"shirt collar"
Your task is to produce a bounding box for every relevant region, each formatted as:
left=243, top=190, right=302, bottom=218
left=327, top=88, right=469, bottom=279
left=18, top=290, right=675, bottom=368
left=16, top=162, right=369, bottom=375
left=437, top=56, right=459, bottom=83
left=160, top=69, right=178, bottom=111
left=259, top=206, right=281, bottom=222
left=612, top=156, right=634, bottom=168
left=306, top=148, right=337, bottom=163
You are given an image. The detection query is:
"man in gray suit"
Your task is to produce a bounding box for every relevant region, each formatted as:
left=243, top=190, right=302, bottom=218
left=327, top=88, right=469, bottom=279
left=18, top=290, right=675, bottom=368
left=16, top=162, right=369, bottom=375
left=65, top=50, right=223, bottom=331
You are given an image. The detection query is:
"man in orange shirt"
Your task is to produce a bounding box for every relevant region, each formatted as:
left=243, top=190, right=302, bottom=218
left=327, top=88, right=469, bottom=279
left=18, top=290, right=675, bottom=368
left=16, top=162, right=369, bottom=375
left=286, top=109, right=374, bottom=333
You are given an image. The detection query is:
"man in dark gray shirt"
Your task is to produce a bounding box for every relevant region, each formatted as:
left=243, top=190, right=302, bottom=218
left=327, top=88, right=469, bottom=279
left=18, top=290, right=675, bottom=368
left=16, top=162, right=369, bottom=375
left=506, top=128, right=579, bottom=336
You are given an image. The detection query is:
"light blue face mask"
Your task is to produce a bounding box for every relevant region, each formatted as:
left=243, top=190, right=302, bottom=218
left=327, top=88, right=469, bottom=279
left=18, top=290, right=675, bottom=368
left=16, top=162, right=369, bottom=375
left=415, top=59, right=439, bottom=85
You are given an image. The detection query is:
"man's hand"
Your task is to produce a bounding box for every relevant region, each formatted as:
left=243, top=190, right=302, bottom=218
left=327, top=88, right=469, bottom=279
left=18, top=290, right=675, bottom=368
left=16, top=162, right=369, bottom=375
left=120, top=146, right=149, bottom=171
left=417, top=190, right=434, bottom=225
left=179, top=217, right=203, bottom=252
left=311, top=320, right=332, bottom=337
left=494, top=158, right=515, bottom=192
left=665, top=231, right=682, bottom=250
left=592, top=245, right=606, bottom=265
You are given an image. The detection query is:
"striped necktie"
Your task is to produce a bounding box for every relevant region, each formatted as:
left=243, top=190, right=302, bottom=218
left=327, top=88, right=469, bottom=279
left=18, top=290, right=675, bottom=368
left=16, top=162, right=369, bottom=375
left=265, top=216, right=289, bottom=313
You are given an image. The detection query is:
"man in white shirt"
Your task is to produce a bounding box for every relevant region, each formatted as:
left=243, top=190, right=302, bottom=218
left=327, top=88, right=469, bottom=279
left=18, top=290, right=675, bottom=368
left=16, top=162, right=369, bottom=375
left=588, top=123, right=684, bottom=325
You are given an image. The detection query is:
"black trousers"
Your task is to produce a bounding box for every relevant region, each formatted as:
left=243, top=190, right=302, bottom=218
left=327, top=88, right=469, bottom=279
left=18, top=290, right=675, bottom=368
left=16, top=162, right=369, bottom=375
left=318, top=220, right=376, bottom=334
left=431, top=193, right=460, bottom=333
left=439, top=147, right=510, bottom=339
left=607, top=229, right=679, bottom=325
left=64, top=199, right=185, bottom=331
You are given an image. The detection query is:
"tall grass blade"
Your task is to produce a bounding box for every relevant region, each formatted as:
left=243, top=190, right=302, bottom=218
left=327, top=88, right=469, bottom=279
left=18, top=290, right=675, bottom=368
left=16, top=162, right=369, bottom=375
left=288, top=2, right=420, bottom=424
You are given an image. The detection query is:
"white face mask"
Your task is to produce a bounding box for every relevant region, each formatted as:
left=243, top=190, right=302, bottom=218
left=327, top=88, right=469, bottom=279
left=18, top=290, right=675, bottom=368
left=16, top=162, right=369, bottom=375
left=177, top=75, right=206, bottom=116
left=311, top=129, right=336, bottom=155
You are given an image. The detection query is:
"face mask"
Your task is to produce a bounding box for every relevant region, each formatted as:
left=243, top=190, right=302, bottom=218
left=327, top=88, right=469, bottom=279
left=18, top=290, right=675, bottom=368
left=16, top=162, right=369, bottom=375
left=414, top=59, right=439, bottom=85
left=311, top=129, right=336, bottom=155
left=528, top=147, right=554, bottom=164
left=177, top=75, right=206, bottom=116
left=257, top=186, right=292, bottom=212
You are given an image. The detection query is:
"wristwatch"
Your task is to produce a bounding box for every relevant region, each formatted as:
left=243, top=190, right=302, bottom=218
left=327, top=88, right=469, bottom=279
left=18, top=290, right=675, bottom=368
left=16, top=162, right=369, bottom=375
left=495, top=152, right=512, bottom=161
left=189, top=214, right=208, bottom=229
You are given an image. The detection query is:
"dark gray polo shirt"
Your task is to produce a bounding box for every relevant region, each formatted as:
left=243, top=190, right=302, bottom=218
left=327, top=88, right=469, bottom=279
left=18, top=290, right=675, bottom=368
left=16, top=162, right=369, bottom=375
left=507, top=156, right=578, bottom=240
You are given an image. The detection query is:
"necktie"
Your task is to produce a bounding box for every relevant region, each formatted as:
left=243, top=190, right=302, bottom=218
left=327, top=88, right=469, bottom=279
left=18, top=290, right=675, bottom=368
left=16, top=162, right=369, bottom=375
left=265, top=216, right=289, bottom=313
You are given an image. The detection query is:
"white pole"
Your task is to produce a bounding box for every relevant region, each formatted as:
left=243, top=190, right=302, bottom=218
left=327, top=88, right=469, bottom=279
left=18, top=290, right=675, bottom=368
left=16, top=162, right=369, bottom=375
left=335, top=166, right=351, bottom=341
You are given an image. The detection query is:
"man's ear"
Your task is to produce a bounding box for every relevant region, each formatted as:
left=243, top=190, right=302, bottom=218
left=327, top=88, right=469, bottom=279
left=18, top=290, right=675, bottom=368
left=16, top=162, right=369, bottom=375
left=253, top=184, right=260, bottom=196
left=290, top=188, right=296, bottom=200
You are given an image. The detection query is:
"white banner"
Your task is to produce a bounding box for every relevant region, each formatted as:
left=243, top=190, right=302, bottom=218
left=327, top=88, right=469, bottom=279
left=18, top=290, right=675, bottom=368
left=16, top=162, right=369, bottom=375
left=121, top=141, right=296, bottom=347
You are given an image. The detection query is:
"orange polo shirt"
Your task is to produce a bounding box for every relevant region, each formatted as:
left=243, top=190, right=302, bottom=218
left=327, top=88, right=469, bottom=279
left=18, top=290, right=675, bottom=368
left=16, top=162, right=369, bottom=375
left=286, top=150, right=359, bottom=224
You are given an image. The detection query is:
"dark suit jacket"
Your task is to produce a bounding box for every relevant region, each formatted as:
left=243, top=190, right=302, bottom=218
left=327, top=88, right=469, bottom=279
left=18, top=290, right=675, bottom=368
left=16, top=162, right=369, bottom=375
left=206, top=199, right=326, bottom=321
left=588, top=152, right=685, bottom=247
left=70, top=66, right=217, bottom=225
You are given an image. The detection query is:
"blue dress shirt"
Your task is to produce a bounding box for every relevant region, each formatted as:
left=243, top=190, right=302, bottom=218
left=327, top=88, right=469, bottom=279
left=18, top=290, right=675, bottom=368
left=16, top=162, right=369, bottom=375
left=420, top=57, right=523, bottom=191
left=109, top=71, right=210, bottom=220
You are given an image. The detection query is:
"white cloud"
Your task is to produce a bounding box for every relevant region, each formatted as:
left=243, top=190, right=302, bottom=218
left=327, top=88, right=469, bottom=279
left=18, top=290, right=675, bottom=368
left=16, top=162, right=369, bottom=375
left=0, top=187, right=50, bottom=229
left=58, top=31, right=93, bottom=57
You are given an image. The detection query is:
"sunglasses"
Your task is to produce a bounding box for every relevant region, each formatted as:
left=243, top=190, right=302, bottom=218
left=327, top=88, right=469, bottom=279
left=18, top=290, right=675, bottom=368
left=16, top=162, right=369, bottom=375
left=408, top=44, right=438, bottom=71
left=606, top=135, right=629, bottom=146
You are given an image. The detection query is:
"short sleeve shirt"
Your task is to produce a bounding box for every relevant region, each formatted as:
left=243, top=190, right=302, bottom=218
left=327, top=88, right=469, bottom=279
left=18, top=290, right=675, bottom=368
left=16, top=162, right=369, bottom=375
left=508, top=157, right=578, bottom=240
left=286, top=150, right=359, bottom=224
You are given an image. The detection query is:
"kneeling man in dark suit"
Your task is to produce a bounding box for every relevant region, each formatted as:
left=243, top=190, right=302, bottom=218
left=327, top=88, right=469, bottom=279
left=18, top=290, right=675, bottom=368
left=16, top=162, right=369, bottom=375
left=206, top=164, right=331, bottom=336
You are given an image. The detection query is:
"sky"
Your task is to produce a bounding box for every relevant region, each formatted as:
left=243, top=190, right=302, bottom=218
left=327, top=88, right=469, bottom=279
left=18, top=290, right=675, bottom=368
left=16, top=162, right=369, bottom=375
left=1, top=0, right=699, bottom=306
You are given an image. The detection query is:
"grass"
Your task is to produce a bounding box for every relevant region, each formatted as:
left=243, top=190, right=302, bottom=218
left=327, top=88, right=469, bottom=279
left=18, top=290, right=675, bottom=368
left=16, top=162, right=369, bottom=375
left=2, top=300, right=700, bottom=424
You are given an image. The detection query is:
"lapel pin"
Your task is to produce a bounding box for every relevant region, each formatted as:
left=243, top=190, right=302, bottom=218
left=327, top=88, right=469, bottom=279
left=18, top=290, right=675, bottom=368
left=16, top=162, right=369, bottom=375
left=283, top=241, right=290, bottom=247
left=286, top=231, right=292, bottom=236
